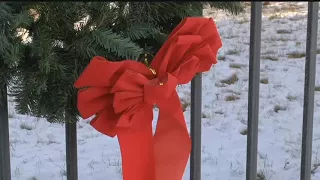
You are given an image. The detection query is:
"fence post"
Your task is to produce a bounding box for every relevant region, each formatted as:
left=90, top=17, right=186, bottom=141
left=65, top=121, right=78, bottom=180
left=300, top=2, right=319, bottom=180
left=246, top=2, right=262, bottom=180
left=190, top=73, right=202, bottom=180
left=0, top=83, right=11, bottom=180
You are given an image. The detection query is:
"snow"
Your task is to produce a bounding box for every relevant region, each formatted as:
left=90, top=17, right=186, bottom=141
left=7, top=2, right=320, bottom=180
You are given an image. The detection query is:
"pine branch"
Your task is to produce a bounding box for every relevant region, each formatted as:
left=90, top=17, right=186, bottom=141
left=0, top=2, right=30, bottom=84
left=0, top=3, right=13, bottom=21
left=124, top=22, right=162, bottom=40
left=11, top=10, right=33, bottom=30
left=91, top=28, right=143, bottom=60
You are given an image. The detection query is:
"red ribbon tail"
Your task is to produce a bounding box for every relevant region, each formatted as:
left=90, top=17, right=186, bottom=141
left=117, top=123, right=155, bottom=180
left=154, top=92, right=191, bottom=180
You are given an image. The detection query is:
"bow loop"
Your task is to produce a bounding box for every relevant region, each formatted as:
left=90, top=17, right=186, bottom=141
left=74, top=56, right=155, bottom=89
left=112, top=70, right=148, bottom=114
left=77, top=87, right=112, bottom=119
left=74, top=57, right=154, bottom=136
left=175, top=35, right=202, bottom=45
left=150, top=18, right=222, bottom=85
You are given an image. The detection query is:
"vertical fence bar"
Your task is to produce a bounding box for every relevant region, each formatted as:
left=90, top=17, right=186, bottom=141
left=246, top=2, right=262, bottom=180
left=300, top=2, right=319, bottom=180
left=190, top=73, right=202, bottom=180
left=0, top=83, right=11, bottom=180
left=66, top=121, right=78, bottom=180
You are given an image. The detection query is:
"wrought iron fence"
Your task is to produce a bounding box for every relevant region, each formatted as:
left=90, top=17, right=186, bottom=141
left=0, top=2, right=319, bottom=180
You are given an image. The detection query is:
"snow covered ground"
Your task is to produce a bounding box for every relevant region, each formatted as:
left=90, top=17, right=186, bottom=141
left=7, top=2, right=320, bottom=180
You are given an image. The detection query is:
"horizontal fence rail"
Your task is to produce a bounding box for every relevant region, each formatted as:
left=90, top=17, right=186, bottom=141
left=0, top=2, right=319, bottom=180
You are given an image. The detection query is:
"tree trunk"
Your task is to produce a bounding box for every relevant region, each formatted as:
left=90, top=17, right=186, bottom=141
left=0, top=82, right=11, bottom=180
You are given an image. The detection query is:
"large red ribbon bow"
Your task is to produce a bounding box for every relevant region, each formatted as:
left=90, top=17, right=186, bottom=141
left=74, top=17, right=222, bottom=180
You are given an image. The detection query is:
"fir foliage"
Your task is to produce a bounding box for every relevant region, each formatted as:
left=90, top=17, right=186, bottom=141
left=2, top=2, right=244, bottom=123
left=0, top=3, right=32, bottom=84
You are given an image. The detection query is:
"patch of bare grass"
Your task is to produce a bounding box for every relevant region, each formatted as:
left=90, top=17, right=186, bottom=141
left=260, top=78, right=269, bottom=84
left=181, top=100, right=190, bottom=112
left=281, top=4, right=301, bottom=12
left=225, top=95, right=240, bottom=101
left=263, top=2, right=271, bottom=6
left=288, top=15, right=306, bottom=21
left=274, top=105, right=287, bottom=113
left=218, top=55, right=226, bottom=61
left=315, top=86, right=320, bottom=92
left=286, top=95, right=298, bottom=101
left=276, top=29, right=292, bottom=34
left=262, top=55, right=279, bottom=61
left=224, top=35, right=239, bottom=39
left=220, top=73, right=239, bottom=85
left=229, top=63, right=243, bottom=69
left=269, top=14, right=282, bottom=20
left=279, top=37, right=289, bottom=42
left=240, top=128, right=248, bottom=135
left=238, top=19, right=249, bottom=24
left=311, top=163, right=320, bottom=174
left=225, top=49, right=240, bottom=55
left=257, top=170, right=267, bottom=180
left=287, top=52, right=305, bottom=59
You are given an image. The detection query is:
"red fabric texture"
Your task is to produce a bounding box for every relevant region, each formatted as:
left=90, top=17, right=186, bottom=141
left=74, top=17, right=222, bottom=180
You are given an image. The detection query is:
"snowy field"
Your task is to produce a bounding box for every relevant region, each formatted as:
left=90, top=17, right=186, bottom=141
left=7, top=2, right=320, bottom=180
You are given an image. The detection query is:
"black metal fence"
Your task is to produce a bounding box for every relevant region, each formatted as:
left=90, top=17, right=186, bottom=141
left=0, top=2, right=319, bottom=180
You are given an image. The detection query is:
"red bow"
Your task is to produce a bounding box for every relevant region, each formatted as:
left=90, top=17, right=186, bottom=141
left=74, top=17, right=222, bottom=180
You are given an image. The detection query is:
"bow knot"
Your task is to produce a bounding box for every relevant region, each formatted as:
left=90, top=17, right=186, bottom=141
left=110, top=69, right=178, bottom=115
left=143, top=73, right=178, bottom=105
